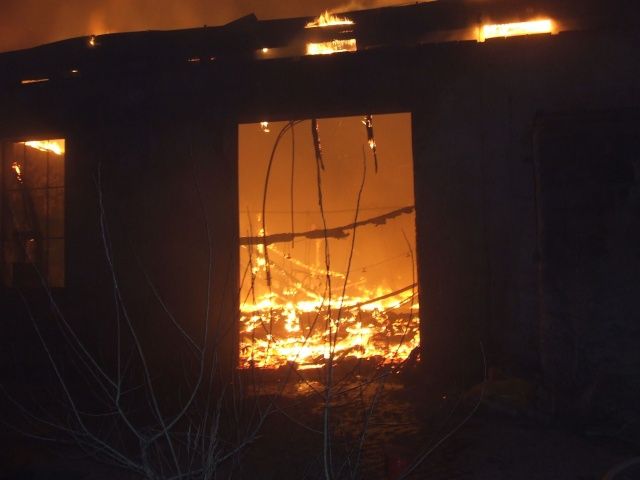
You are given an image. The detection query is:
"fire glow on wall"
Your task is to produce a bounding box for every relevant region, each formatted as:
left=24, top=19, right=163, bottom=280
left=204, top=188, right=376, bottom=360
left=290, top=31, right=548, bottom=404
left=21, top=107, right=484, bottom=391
left=238, top=114, right=419, bottom=370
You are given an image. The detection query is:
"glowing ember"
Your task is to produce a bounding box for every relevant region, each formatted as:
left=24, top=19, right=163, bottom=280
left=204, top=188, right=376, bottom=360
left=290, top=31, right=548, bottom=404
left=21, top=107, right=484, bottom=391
left=88, top=35, right=97, bottom=47
left=363, top=116, right=377, bottom=152
left=240, top=293, right=419, bottom=369
left=260, top=121, right=271, bottom=133
left=11, top=162, right=23, bottom=182
left=306, top=39, right=358, bottom=56
left=20, top=78, right=49, bottom=85
left=21, top=140, right=65, bottom=156
left=478, top=19, right=555, bottom=42
left=305, top=11, right=354, bottom=29
left=239, top=244, right=419, bottom=370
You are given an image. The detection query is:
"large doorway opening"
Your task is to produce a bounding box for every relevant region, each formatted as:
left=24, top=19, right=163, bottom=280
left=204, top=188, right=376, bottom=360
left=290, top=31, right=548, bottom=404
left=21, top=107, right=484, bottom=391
left=238, top=113, right=418, bottom=371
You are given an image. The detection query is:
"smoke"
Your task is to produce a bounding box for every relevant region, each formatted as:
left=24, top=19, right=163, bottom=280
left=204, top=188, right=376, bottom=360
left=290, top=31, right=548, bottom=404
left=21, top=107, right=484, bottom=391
left=332, top=0, right=422, bottom=13
left=231, top=0, right=420, bottom=19
left=0, top=0, right=242, bottom=53
left=0, top=0, right=424, bottom=53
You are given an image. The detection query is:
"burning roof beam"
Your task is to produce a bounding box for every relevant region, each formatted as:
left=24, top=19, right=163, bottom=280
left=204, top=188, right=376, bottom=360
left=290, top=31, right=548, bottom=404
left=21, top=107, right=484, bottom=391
left=20, top=78, right=49, bottom=85
left=305, top=11, right=354, bottom=29
left=306, top=39, right=357, bottom=55
left=478, top=18, right=556, bottom=42
left=304, top=10, right=357, bottom=56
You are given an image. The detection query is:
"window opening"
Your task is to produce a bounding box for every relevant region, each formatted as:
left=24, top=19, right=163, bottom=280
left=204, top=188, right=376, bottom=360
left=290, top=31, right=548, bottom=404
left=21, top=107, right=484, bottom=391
left=1, top=139, right=65, bottom=288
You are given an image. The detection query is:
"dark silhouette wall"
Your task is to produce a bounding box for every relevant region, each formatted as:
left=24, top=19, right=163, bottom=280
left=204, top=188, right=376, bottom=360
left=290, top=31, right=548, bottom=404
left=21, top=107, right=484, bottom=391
left=1, top=23, right=639, bottom=418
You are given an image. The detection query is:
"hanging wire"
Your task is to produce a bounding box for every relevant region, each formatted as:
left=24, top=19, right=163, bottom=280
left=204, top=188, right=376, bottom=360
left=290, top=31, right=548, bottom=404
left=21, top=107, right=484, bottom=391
left=311, top=118, right=325, bottom=170
left=363, top=114, right=379, bottom=173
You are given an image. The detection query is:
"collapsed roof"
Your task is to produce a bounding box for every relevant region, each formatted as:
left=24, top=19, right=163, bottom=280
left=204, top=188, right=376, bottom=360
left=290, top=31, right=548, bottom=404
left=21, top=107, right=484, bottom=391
left=1, top=0, right=639, bottom=89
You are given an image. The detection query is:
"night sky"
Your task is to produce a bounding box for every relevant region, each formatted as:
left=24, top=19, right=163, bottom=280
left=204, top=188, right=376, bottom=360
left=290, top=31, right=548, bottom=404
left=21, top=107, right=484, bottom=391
left=0, top=0, right=412, bottom=53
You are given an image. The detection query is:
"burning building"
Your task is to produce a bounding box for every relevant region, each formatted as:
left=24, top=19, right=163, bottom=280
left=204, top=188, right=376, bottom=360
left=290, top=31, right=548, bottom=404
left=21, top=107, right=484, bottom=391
left=1, top=0, right=639, bottom=415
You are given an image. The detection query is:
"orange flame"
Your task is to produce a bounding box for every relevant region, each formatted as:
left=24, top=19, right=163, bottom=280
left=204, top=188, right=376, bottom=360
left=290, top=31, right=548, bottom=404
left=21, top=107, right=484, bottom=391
left=305, top=11, right=355, bottom=29
left=304, top=10, right=357, bottom=55
left=240, top=291, right=419, bottom=369
left=11, top=162, right=23, bottom=182
left=239, top=243, right=419, bottom=370
left=306, top=39, right=358, bottom=56
left=21, top=140, right=65, bottom=156
left=478, top=19, right=556, bottom=42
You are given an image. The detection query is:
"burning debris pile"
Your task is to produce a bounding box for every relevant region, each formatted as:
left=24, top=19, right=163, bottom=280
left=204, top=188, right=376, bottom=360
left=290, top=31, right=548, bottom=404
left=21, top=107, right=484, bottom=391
left=238, top=114, right=419, bottom=371
left=239, top=243, right=419, bottom=370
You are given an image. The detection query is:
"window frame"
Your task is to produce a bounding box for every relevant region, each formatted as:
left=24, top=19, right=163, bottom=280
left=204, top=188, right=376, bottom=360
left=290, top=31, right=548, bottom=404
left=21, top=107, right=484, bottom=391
left=0, top=135, right=66, bottom=289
